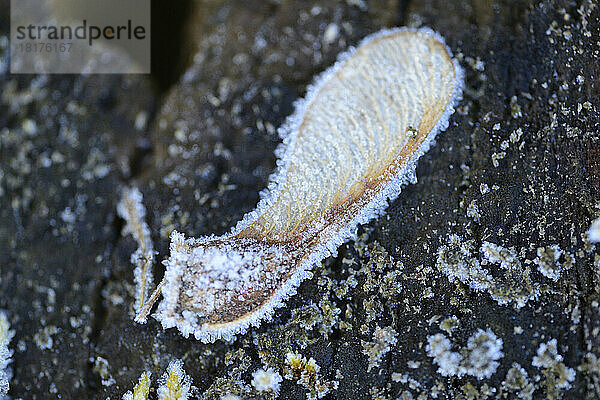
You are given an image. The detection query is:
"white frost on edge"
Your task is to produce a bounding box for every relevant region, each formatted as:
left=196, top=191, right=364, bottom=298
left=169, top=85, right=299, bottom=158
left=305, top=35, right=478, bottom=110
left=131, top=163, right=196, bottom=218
left=155, top=27, right=464, bottom=342
left=117, top=186, right=156, bottom=321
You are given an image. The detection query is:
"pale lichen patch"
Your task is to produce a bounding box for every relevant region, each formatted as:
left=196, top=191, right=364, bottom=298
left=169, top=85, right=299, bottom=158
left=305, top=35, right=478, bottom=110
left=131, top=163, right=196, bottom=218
left=33, top=325, right=58, bottom=351
left=588, top=216, right=600, bottom=243
left=533, top=339, right=565, bottom=369
left=480, top=242, right=519, bottom=270
left=201, top=349, right=252, bottom=400
left=93, top=356, right=116, bottom=387
left=437, top=235, right=538, bottom=308
left=533, top=245, right=573, bottom=281
left=577, top=353, right=600, bottom=394
left=466, top=200, right=481, bottom=222
left=463, top=329, right=504, bottom=380
left=439, top=316, right=459, bottom=335
left=426, top=333, right=463, bottom=377
left=532, top=339, right=576, bottom=399
left=219, top=395, right=242, bottom=400
left=502, top=363, right=535, bottom=400
left=436, top=234, right=492, bottom=291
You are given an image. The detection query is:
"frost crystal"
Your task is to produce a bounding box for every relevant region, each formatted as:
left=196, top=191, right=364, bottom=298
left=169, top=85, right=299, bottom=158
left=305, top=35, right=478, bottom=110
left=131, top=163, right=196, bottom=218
left=284, top=352, right=338, bottom=399
left=532, top=339, right=576, bottom=392
left=588, top=216, right=600, bottom=242
left=151, top=28, right=464, bottom=342
left=426, top=333, right=463, bottom=377
left=219, top=395, right=241, bottom=400
left=436, top=235, right=493, bottom=291
left=502, top=363, right=534, bottom=400
left=93, top=356, right=116, bottom=387
left=439, top=316, right=459, bottom=335
left=533, top=245, right=571, bottom=281
left=0, top=311, right=14, bottom=396
left=427, top=328, right=503, bottom=379
left=532, top=339, right=565, bottom=369
left=463, top=329, right=503, bottom=379
left=480, top=242, right=519, bottom=270
left=437, top=236, right=538, bottom=308
left=251, top=367, right=282, bottom=395
left=117, top=186, right=155, bottom=321
left=157, top=360, right=193, bottom=400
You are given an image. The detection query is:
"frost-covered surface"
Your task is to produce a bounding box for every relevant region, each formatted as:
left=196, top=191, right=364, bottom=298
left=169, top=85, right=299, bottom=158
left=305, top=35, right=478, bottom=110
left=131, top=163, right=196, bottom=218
left=121, top=362, right=194, bottom=400
left=0, top=311, right=14, bottom=396
left=426, top=333, right=463, bottom=377
left=283, top=352, right=338, bottom=400
left=155, top=27, right=463, bottom=343
left=502, top=363, right=535, bottom=400
left=532, top=339, right=576, bottom=396
left=3, top=0, right=600, bottom=399
left=463, top=329, right=504, bottom=379
left=533, top=245, right=574, bottom=281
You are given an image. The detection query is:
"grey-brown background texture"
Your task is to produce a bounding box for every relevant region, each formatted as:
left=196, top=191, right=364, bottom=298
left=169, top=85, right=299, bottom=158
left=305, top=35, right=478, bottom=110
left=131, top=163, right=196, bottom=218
left=0, top=0, right=599, bottom=399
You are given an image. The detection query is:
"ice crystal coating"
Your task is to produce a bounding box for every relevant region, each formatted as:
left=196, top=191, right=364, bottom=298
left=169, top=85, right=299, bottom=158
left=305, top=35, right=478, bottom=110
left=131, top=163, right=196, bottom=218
left=117, top=187, right=155, bottom=321
left=533, top=245, right=573, bottom=281
left=463, top=329, right=503, bottom=380
left=426, top=329, right=503, bottom=379
left=502, top=363, right=534, bottom=400
left=588, top=216, right=600, bottom=242
left=251, top=368, right=282, bottom=395
left=219, top=395, right=241, bottom=400
left=532, top=339, right=576, bottom=391
left=532, top=339, right=564, bottom=369
left=153, top=27, right=463, bottom=342
left=437, top=236, right=539, bottom=308
left=0, top=311, right=14, bottom=396
left=426, top=333, right=463, bottom=377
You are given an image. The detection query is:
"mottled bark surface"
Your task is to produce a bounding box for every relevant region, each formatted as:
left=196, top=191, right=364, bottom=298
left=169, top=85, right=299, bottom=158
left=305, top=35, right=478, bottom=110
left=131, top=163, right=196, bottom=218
left=1, top=0, right=599, bottom=399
